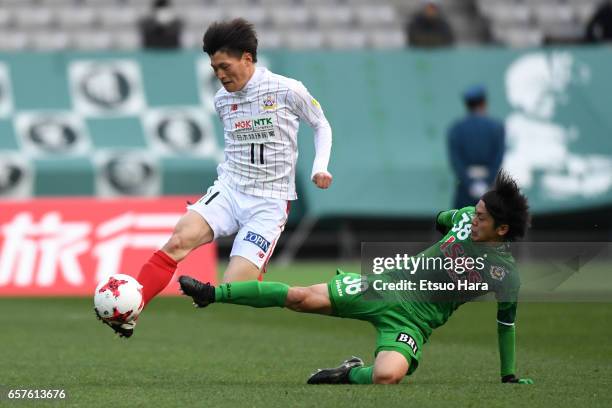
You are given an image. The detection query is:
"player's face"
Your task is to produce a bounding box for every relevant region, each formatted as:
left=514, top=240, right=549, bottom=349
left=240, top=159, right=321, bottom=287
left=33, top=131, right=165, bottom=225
left=471, top=200, right=508, bottom=242
left=210, top=51, right=254, bottom=92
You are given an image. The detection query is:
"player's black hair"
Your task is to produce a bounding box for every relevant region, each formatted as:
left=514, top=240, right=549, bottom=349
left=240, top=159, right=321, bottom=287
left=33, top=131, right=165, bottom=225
left=202, top=18, right=258, bottom=62
left=481, top=170, right=530, bottom=241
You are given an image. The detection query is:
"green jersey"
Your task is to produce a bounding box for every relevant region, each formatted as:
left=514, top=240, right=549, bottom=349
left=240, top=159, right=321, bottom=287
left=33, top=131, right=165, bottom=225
left=376, top=206, right=519, bottom=333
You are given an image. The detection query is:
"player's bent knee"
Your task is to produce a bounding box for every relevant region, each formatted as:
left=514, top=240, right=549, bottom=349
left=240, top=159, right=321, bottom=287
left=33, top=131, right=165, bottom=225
left=372, top=370, right=404, bottom=384
left=163, top=232, right=198, bottom=261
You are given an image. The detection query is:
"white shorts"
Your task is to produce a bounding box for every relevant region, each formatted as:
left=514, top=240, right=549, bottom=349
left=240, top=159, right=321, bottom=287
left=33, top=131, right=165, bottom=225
left=187, top=179, right=290, bottom=271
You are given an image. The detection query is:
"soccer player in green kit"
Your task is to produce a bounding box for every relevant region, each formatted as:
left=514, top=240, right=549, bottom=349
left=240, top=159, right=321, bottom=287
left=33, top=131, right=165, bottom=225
left=179, top=171, right=534, bottom=385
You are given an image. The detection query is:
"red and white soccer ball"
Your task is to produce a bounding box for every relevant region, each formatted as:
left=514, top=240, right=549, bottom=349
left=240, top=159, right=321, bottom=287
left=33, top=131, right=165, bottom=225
left=94, top=274, right=144, bottom=323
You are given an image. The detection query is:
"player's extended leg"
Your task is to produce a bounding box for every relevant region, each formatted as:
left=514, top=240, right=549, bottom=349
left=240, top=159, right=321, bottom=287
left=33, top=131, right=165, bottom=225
left=352, top=351, right=408, bottom=384
left=179, top=275, right=332, bottom=315
left=221, top=256, right=261, bottom=283
left=139, top=210, right=214, bottom=306
left=307, top=351, right=409, bottom=385
left=99, top=211, right=214, bottom=338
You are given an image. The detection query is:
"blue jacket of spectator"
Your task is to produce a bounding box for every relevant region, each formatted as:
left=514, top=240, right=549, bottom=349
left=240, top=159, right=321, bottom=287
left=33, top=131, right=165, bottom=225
left=447, top=111, right=505, bottom=209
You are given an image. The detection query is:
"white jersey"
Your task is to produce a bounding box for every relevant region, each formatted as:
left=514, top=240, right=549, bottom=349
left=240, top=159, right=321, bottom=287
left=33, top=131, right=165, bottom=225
left=214, top=67, right=331, bottom=200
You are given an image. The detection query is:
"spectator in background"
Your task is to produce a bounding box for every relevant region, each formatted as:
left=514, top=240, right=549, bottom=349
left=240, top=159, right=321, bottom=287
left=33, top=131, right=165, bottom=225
left=140, top=0, right=183, bottom=49
left=585, top=0, right=612, bottom=43
left=407, top=0, right=454, bottom=47
left=447, top=85, right=505, bottom=209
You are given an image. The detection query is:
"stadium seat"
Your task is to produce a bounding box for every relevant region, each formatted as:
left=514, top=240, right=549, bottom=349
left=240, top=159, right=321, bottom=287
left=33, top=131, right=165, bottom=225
left=532, top=2, right=575, bottom=27
left=181, top=6, right=224, bottom=30
left=29, top=31, right=70, bottom=51
left=493, top=26, right=543, bottom=47
left=181, top=29, right=202, bottom=49
left=284, top=29, right=325, bottom=49
left=310, top=5, right=354, bottom=28
left=257, top=29, right=284, bottom=49
left=225, top=6, right=268, bottom=26
left=0, top=8, right=12, bottom=27
left=270, top=6, right=311, bottom=28
left=55, top=7, right=98, bottom=29
left=353, top=4, right=397, bottom=27
left=13, top=7, right=55, bottom=28
left=325, top=28, right=368, bottom=49
left=113, top=29, right=141, bottom=50
left=98, top=7, right=142, bottom=28
left=71, top=30, right=114, bottom=50
left=0, top=31, right=28, bottom=50
left=368, top=28, right=406, bottom=49
left=484, top=2, right=531, bottom=26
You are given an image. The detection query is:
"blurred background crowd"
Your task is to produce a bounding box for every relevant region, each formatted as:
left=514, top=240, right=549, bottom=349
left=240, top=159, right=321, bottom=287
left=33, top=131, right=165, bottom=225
left=0, top=0, right=610, bottom=51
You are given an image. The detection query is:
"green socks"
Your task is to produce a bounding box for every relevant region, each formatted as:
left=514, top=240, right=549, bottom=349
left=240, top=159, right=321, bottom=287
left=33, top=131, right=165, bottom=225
left=348, top=366, right=374, bottom=384
left=215, top=281, right=289, bottom=308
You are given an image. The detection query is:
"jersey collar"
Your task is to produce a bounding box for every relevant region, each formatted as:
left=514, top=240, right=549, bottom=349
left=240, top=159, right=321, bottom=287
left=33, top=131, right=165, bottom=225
left=235, top=66, right=267, bottom=95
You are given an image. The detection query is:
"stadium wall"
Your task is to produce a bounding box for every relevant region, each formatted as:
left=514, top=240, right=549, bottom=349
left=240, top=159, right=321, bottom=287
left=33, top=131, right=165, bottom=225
left=0, top=48, right=611, bottom=218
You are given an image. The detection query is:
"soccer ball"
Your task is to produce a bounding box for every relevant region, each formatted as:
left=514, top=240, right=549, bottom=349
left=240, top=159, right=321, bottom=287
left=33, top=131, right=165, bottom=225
left=94, top=274, right=144, bottom=323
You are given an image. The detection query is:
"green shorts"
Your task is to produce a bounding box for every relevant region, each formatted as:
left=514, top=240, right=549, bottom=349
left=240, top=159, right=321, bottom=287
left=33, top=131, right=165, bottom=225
left=327, top=271, right=428, bottom=376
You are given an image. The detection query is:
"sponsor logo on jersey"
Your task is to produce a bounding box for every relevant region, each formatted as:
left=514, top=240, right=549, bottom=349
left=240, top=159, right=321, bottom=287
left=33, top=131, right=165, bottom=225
left=396, top=333, right=419, bottom=354
left=262, top=95, right=276, bottom=111
left=231, top=116, right=276, bottom=143
left=244, top=231, right=270, bottom=252
left=234, top=117, right=273, bottom=130
left=231, top=104, right=238, bottom=111
left=489, top=265, right=506, bottom=281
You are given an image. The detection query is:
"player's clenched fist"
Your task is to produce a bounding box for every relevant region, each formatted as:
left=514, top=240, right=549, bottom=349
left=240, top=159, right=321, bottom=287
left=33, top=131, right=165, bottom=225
left=312, top=172, right=333, bottom=189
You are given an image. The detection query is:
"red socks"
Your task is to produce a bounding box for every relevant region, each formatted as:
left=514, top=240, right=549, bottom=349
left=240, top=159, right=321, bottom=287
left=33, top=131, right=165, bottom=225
left=137, top=250, right=178, bottom=306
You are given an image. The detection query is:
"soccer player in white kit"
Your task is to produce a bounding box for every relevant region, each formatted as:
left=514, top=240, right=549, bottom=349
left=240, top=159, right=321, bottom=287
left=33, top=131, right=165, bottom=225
left=97, top=18, right=333, bottom=337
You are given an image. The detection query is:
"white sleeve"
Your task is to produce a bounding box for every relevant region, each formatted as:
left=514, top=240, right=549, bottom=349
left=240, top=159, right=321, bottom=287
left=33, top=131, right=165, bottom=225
left=289, top=82, right=333, bottom=179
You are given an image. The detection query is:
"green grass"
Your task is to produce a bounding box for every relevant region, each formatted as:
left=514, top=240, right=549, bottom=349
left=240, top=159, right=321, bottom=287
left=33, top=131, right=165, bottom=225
left=1, top=262, right=611, bottom=407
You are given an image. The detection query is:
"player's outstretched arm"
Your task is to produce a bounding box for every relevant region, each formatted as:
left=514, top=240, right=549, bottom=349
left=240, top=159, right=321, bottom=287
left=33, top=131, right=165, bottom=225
left=288, top=82, right=333, bottom=189
left=497, top=302, right=533, bottom=384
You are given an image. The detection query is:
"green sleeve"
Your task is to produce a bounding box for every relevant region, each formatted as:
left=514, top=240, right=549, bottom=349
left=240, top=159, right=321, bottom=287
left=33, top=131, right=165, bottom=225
left=435, top=209, right=457, bottom=235
left=497, top=302, right=517, bottom=377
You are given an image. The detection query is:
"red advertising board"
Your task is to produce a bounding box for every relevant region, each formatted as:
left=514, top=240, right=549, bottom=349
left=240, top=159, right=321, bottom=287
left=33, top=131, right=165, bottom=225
left=0, top=197, right=217, bottom=296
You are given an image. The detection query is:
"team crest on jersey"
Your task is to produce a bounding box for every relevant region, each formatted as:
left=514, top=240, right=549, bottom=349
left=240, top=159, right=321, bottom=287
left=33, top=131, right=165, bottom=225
left=262, top=95, right=276, bottom=111
left=489, top=265, right=507, bottom=281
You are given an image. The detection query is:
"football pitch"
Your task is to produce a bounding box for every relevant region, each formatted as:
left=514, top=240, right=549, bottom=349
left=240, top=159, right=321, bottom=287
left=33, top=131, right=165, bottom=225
left=1, top=262, right=611, bottom=407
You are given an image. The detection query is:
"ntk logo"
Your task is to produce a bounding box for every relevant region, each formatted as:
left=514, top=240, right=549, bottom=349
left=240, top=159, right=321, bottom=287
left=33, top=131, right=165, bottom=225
left=243, top=231, right=270, bottom=252
left=234, top=117, right=273, bottom=130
